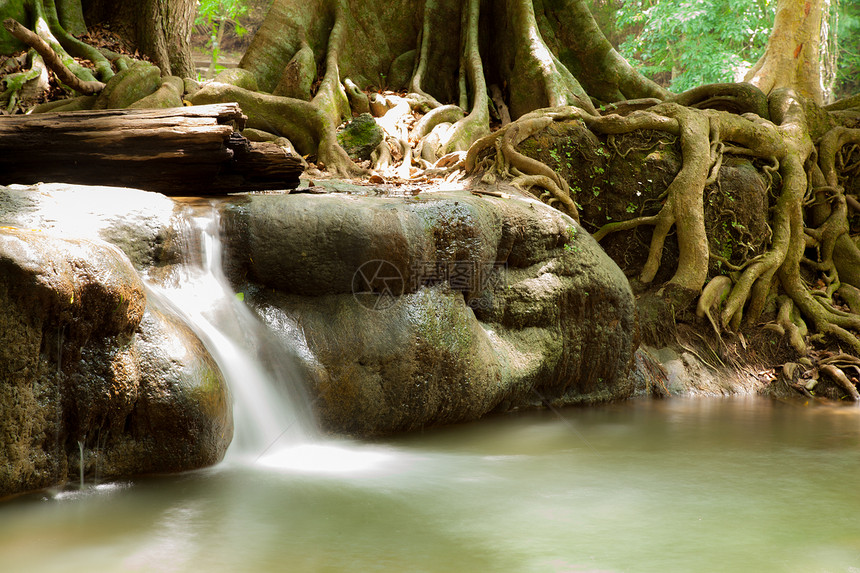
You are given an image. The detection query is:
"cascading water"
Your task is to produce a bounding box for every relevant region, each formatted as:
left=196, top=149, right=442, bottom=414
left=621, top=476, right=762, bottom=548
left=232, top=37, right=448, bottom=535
left=145, top=202, right=314, bottom=461
left=142, top=200, right=402, bottom=475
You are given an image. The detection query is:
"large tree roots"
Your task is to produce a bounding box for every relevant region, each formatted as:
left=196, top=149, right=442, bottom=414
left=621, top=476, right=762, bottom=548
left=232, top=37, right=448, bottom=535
left=3, top=0, right=860, bottom=401
left=464, top=85, right=860, bottom=401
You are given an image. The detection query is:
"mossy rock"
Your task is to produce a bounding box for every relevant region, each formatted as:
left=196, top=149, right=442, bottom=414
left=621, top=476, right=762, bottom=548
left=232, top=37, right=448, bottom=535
left=94, top=62, right=162, bottom=110
left=336, top=113, right=383, bottom=161
left=223, top=191, right=638, bottom=437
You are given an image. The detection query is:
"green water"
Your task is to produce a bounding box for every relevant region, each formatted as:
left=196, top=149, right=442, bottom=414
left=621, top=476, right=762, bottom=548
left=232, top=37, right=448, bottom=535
left=2, top=397, right=859, bottom=572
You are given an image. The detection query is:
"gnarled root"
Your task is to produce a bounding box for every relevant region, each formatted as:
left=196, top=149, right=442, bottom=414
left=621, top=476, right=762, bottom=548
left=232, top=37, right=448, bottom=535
left=696, top=275, right=733, bottom=339
left=480, top=88, right=860, bottom=382
left=820, top=364, right=860, bottom=401
left=190, top=81, right=365, bottom=178
left=464, top=113, right=582, bottom=219
left=3, top=18, right=104, bottom=94
left=511, top=174, right=579, bottom=222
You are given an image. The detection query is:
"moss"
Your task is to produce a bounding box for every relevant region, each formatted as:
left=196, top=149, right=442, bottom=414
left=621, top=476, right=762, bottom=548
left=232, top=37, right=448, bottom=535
left=412, top=290, right=474, bottom=361
left=213, top=68, right=260, bottom=92
left=0, top=0, right=29, bottom=54
left=94, top=62, right=161, bottom=109
left=336, top=112, right=383, bottom=160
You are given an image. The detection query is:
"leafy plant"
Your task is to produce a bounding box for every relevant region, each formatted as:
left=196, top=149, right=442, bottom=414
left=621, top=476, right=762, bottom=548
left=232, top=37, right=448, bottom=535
left=835, top=0, right=860, bottom=99
left=564, top=225, right=581, bottom=253
left=615, top=0, right=775, bottom=92
left=196, top=0, right=250, bottom=78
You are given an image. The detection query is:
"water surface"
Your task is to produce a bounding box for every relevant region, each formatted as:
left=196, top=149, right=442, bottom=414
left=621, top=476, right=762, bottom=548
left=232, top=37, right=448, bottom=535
left=1, top=397, right=859, bottom=572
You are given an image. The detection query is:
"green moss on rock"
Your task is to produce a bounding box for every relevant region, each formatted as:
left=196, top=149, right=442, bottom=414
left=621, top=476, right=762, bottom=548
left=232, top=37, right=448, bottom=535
left=336, top=113, right=383, bottom=161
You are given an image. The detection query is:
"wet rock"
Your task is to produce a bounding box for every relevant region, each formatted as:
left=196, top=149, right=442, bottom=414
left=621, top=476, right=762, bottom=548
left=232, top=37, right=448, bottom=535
left=0, top=183, right=180, bottom=270
left=0, top=228, right=231, bottom=499
left=336, top=113, right=384, bottom=161
left=224, top=190, right=638, bottom=436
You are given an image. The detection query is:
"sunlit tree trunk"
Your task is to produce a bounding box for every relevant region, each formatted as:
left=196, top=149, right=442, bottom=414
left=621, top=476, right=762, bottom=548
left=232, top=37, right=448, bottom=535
left=744, top=0, right=825, bottom=104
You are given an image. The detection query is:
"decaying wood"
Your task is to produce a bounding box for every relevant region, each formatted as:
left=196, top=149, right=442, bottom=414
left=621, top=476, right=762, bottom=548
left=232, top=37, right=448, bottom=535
left=0, top=103, right=303, bottom=194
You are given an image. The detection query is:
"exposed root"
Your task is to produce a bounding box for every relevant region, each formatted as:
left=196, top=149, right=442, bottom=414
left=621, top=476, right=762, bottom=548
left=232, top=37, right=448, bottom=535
left=0, top=51, right=48, bottom=111
left=407, top=0, right=445, bottom=110
left=775, top=295, right=808, bottom=354
left=440, top=0, right=489, bottom=153
left=3, top=18, right=104, bottom=94
left=343, top=78, right=369, bottom=115
left=696, top=275, right=733, bottom=339
left=669, top=83, right=770, bottom=119
left=189, top=81, right=366, bottom=178
left=463, top=86, right=860, bottom=386
left=500, top=121, right=566, bottom=191
left=820, top=364, right=860, bottom=401
left=412, top=104, right=464, bottom=141
left=42, top=0, right=112, bottom=81
left=592, top=214, right=661, bottom=243
left=511, top=173, right=578, bottom=222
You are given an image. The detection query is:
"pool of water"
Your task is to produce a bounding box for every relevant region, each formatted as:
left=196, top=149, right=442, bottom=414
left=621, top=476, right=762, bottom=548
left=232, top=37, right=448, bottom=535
left=1, top=397, right=859, bottom=572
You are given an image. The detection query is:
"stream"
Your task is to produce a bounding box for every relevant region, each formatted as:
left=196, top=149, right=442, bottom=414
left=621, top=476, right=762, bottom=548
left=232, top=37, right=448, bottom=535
left=2, top=199, right=860, bottom=572
left=0, top=398, right=859, bottom=572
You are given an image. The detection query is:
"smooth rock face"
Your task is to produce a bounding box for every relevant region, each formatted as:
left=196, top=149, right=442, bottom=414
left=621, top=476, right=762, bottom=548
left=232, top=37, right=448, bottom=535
left=224, top=190, right=638, bottom=436
left=0, top=226, right=231, bottom=498
left=0, top=183, right=180, bottom=270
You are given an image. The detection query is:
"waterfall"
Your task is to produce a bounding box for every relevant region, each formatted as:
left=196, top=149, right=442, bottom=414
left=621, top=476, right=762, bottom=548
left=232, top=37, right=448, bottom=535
left=146, top=203, right=313, bottom=462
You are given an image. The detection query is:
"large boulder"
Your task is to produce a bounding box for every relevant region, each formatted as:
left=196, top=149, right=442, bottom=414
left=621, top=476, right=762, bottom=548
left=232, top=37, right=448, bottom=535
left=0, top=227, right=231, bottom=498
left=0, top=182, right=180, bottom=270
left=223, top=188, right=638, bottom=436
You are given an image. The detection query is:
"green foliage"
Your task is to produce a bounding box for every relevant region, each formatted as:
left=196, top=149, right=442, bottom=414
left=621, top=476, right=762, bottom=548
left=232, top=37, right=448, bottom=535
left=2, top=67, right=40, bottom=111
left=196, top=0, right=250, bottom=74
left=564, top=225, right=581, bottom=253
left=196, top=0, right=250, bottom=33
left=835, top=0, right=860, bottom=99
left=616, top=0, right=775, bottom=92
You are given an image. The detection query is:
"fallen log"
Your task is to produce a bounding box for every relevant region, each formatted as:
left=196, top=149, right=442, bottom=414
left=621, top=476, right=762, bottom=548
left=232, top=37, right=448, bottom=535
left=0, top=103, right=303, bottom=194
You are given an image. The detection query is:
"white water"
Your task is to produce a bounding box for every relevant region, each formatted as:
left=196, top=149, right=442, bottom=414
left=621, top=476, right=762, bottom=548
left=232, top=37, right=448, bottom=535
left=146, top=204, right=313, bottom=461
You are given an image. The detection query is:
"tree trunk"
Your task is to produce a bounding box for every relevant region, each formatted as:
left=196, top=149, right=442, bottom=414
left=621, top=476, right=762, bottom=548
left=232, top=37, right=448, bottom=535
left=83, top=0, right=196, bottom=77
left=744, top=0, right=825, bottom=104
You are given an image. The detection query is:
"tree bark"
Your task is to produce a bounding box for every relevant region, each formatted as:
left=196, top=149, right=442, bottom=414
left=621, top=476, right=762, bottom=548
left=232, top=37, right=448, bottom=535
left=0, top=104, right=303, bottom=194
left=83, top=0, right=196, bottom=77
left=744, top=0, right=825, bottom=104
